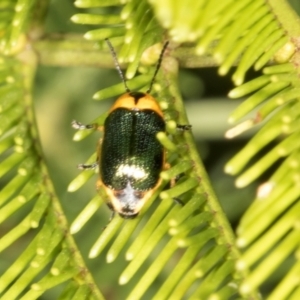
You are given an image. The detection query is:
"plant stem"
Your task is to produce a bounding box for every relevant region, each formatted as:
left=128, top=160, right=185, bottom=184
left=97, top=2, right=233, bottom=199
left=32, top=34, right=219, bottom=68
left=162, top=55, right=260, bottom=299
left=19, top=43, right=104, bottom=300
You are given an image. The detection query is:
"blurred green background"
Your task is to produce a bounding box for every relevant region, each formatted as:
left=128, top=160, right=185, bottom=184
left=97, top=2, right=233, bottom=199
left=22, top=0, right=300, bottom=298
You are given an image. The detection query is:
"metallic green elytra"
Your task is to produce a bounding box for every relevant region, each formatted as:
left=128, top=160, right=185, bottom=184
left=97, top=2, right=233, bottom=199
left=73, top=40, right=170, bottom=219
left=101, top=108, right=165, bottom=191
left=99, top=91, right=166, bottom=218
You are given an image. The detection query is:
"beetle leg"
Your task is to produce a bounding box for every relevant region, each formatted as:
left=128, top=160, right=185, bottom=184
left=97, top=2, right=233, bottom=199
left=170, top=176, right=176, bottom=188
left=96, top=178, right=102, bottom=190
left=164, top=163, right=177, bottom=188
left=102, top=211, right=115, bottom=230
left=176, top=124, right=192, bottom=131
left=173, top=197, right=184, bottom=206
left=162, top=163, right=184, bottom=205
left=109, top=211, right=115, bottom=222
left=105, top=198, right=116, bottom=224
left=163, top=161, right=170, bottom=171
left=77, top=162, right=98, bottom=170
left=72, top=120, right=97, bottom=130
left=95, top=179, right=116, bottom=227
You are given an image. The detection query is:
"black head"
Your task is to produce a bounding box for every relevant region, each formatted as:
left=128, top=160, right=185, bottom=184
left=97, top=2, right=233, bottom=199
left=118, top=211, right=139, bottom=219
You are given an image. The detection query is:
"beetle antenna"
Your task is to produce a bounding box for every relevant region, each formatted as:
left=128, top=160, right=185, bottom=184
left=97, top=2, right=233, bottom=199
left=146, top=41, right=169, bottom=94
left=105, top=38, right=130, bottom=93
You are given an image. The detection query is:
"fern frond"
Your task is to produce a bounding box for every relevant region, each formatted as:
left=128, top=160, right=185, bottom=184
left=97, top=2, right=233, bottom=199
left=150, top=0, right=289, bottom=85
left=147, top=0, right=300, bottom=297
left=219, top=0, right=300, bottom=298
left=224, top=69, right=300, bottom=295
left=0, top=2, right=104, bottom=299
left=0, top=0, right=35, bottom=55
left=72, top=0, right=164, bottom=79
left=69, top=68, right=249, bottom=298
left=0, top=54, right=104, bottom=300
left=2, top=0, right=299, bottom=298
left=68, top=2, right=261, bottom=299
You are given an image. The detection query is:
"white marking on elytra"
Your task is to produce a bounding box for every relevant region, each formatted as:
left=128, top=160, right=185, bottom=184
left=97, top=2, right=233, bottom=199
left=116, top=164, right=148, bottom=180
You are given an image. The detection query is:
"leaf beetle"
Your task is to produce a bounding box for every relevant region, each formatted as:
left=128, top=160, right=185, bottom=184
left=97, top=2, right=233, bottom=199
left=73, top=39, right=187, bottom=219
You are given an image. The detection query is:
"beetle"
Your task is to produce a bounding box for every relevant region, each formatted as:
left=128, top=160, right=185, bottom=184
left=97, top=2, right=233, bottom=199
left=72, top=39, right=170, bottom=219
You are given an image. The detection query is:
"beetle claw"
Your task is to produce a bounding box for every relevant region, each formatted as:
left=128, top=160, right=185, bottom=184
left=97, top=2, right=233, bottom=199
left=173, top=197, right=184, bottom=206
left=77, top=162, right=98, bottom=170
left=176, top=124, right=192, bottom=131
left=72, top=120, right=95, bottom=130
